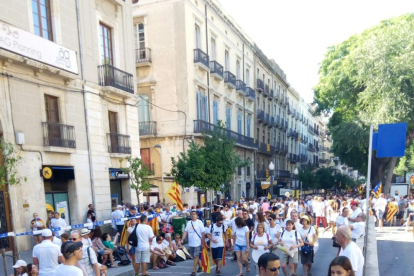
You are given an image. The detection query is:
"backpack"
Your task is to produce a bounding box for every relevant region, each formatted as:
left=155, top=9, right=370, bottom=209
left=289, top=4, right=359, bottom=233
left=158, top=258, right=167, bottom=268
left=252, top=233, right=270, bottom=244
left=128, top=223, right=139, bottom=247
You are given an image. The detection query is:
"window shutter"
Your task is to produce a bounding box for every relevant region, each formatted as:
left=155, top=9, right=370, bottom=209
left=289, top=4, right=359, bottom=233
left=204, top=95, right=208, bottom=122
left=196, top=92, right=201, bottom=120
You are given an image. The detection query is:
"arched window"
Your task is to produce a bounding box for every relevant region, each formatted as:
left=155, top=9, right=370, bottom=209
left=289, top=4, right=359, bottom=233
left=138, top=94, right=150, bottom=122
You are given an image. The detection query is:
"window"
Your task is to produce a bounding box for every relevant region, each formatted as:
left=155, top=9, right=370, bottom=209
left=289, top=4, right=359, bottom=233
left=238, top=166, right=242, bottom=176
left=247, top=116, right=251, bottom=137
left=99, top=23, right=113, bottom=65
left=237, top=112, right=242, bottom=134
left=195, top=24, right=201, bottom=48
left=267, top=131, right=270, bottom=144
left=225, top=106, right=232, bottom=129
left=196, top=88, right=208, bottom=121
left=108, top=111, right=118, bottom=134
left=236, top=60, right=241, bottom=79
left=138, top=94, right=150, bottom=122
left=140, top=148, right=152, bottom=172
left=213, top=100, right=219, bottom=125
left=246, top=68, right=250, bottom=86
left=134, top=23, right=146, bottom=60
left=211, top=37, right=216, bottom=60
left=45, top=95, right=59, bottom=123
left=247, top=166, right=251, bottom=176
left=32, top=0, right=53, bottom=40
left=224, top=49, right=230, bottom=71
left=262, top=130, right=265, bottom=143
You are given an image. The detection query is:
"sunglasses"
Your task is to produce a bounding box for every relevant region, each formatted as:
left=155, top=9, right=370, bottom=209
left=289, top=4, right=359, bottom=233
left=267, top=267, right=281, bottom=272
left=69, top=238, right=78, bottom=241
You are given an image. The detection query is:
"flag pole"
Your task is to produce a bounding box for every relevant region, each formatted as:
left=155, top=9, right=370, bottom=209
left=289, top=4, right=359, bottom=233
left=363, top=124, right=373, bottom=276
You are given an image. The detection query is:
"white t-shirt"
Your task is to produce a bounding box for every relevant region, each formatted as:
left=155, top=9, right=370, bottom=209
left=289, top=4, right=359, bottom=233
left=297, top=226, right=316, bottom=243
left=206, top=223, right=227, bottom=248
left=151, top=242, right=166, bottom=252
left=32, top=240, right=62, bottom=276
left=112, top=209, right=125, bottom=226
left=336, top=216, right=349, bottom=227
left=251, top=233, right=270, bottom=247
left=54, top=264, right=83, bottom=276
left=339, top=242, right=364, bottom=276
left=87, top=218, right=93, bottom=230
left=279, top=230, right=300, bottom=253
left=52, top=218, right=67, bottom=237
left=185, top=219, right=205, bottom=247
left=350, top=207, right=362, bottom=219
left=351, top=222, right=365, bottom=240
left=161, top=211, right=176, bottom=224
left=313, top=201, right=324, bottom=217
left=266, top=224, right=282, bottom=244
left=375, top=198, right=387, bottom=212
left=221, top=210, right=233, bottom=223
left=234, top=226, right=249, bottom=246
left=136, top=224, right=155, bottom=251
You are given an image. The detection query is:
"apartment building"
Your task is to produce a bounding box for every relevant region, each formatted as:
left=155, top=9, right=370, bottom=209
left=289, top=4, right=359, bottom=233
left=0, top=0, right=138, bottom=251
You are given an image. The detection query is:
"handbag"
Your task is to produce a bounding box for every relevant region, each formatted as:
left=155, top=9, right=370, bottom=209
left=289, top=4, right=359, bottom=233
left=301, top=227, right=313, bottom=254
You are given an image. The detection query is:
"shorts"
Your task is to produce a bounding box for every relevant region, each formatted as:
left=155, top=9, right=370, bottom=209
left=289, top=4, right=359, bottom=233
left=211, top=247, right=224, bottom=260
left=377, top=210, right=385, bottom=219
left=189, top=246, right=201, bottom=258
left=280, top=251, right=299, bottom=264
left=397, top=211, right=405, bottom=219
left=98, top=249, right=106, bottom=256
left=234, top=244, right=247, bottom=252
left=129, top=247, right=135, bottom=255
left=300, top=250, right=313, bottom=264
left=135, top=249, right=150, bottom=263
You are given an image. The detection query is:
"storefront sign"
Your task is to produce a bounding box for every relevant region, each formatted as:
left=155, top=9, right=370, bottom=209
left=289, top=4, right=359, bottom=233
left=40, top=166, right=75, bottom=180
left=0, top=21, right=78, bottom=74
left=42, top=167, right=53, bottom=179
left=109, top=168, right=129, bottom=180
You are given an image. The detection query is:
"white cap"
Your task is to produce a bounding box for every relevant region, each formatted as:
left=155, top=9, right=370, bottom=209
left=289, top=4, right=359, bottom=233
left=13, top=260, right=27, bottom=268
left=42, top=229, right=52, bottom=237
left=117, top=205, right=123, bottom=208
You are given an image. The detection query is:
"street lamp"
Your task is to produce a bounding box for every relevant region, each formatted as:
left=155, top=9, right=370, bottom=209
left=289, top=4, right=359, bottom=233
left=154, top=144, right=165, bottom=203
left=404, top=167, right=408, bottom=183
left=293, top=167, right=301, bottom=198
left=269, top=162, right=275, bottom=197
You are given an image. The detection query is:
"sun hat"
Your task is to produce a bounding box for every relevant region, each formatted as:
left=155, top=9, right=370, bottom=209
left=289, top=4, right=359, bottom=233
left=300, top=215, right=311, bottom=223
left=61, top=241, right=83, bottom=259
left=13, top=260, right=27, bottom=268
left=42, top=229, right=52, bottom=237
left=117, top=205, right=123, bottom=208
left=80, top=228, right=91, bottom=236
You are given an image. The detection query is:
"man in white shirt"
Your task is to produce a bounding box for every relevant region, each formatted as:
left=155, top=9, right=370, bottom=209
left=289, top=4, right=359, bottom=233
left=51, top=212, right=67, bottom=238
left=314, top=197, right=327, bottom=228
left=231, top=209, right=243, bottom=233
left=135, top=215, right=155, bottom=276
left=336, top=207, right=349, bottom=227
left=375, top=193, right=388, bottom=228
left=182, top=210, right=205, bottom=276
left=349, top=201, right=362, bottom=223
left=206, top=216, right=227, bottom=275
left=33, top=229, right=65, bottom=276
left=221, top=204, right=233, bottom=228
left=112, top=205, right=125, bottom=237
left=349, top=213, right=366, bottom=241
left=335, top=226, right=364, bottom=276
left=54, top=241, right=84, bottom=276
left=160, top=205, right=177, bottom=228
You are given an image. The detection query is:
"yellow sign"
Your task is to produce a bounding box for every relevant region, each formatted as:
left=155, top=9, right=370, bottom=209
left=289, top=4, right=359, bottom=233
left=266, top=144, right=270, bottom=151
left=42, top=167, right=53, bottom=179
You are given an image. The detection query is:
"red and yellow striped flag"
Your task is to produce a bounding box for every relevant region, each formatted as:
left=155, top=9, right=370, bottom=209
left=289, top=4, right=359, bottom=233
left=386, top=202, right=398, bottom=222
left=120, top=220, right=131, bottom=246
left=167, top=182, right=183, bottom=211
left=201, top=244, right=211, bottom=273
left=148, top=216, right=159, bottom=236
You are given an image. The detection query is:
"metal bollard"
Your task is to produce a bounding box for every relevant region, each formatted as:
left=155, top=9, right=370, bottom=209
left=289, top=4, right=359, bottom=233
left=1, top=248, right=8, bottom=276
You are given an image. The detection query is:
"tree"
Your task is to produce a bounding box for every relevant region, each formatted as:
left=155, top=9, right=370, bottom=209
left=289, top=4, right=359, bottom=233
left=120, top=156, right=151, bottom=205
left=298, top=167, right=318, bottom=190
left=313, top=14, right=414, bottom=193
left=0, top=138, right=26, bottom=189
left=315, top=168, right=335, bottom=193
left=171, top=121, right=246, bottom=196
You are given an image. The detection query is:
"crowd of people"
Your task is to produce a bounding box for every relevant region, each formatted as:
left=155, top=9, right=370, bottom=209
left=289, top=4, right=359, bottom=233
left=12, top=190, right=414, bottom=276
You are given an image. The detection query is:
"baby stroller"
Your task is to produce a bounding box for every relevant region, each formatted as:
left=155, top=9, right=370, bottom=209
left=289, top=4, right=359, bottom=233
left=113, top=247, right=131, bottom=266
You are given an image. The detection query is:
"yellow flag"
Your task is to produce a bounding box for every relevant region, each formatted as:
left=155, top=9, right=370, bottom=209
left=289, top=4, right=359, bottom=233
left=267, top=192, right=271, bottom=199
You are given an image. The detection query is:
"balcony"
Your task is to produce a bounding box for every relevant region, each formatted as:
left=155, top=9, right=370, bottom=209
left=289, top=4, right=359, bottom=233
left=275, top=142, right=281, bottom=153
left=308, top=126, right=315, bottom=134
left=235, top=80, right=246, bottom=95
left=287, top=106, right=291, bottom=114
left=292, top=109, right=295, bottom=117
left=270, top=116, right=275, bottom=128
left=274, top=91, right=280, bottom=101
left=264, top=113, right=270, bottom=126
left=264, top=84, right=269, bottom=97
left=135, top=48, right=151, bottom=66
left=107, top=133, right=131, bottom=154
left=274, top=115, right=280, bottom=127
left=42, top=122, right=76, bottom=149
left=258, top=142, right=275, bottom=156
left=277, top=170, right=291, bottom=179
left=194, top=49, right=209, bottom=71
left=257, top=170, right=268, bottom=179
left=246, top=87, right=255, bottom=101
left=321, top=146, right=330, bottom=152
left=193, top=120, right=258, bottom=149
left=224, top=71, right=236, bottom=89
left=308, top=143, right=316, bottom=152
left=300, top=154, right=308, bottom=163
left=139, top=121, right=157, bottom=136
left=257, top=109, right=265, bottom=122
left=98, top=64, right=134, bottom=94
left=269, top=89, right=274, bottom=100
left=210, top=61, right=224, bottom=81
left=256, top=78, right=264, bottom=92
left=288, top=153, right=299, bottom=163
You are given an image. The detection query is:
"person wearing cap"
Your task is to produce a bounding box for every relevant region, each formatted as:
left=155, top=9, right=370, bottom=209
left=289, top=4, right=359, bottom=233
left=32, top=229, right=64, bottom=276
left=13, top=260, right=28, bottom=276
left=54, top=241, right=84, bottom=275
left=80, top=228, right=93, bottom=247
left=112, top=205, right=125, bottom=237
left=298, top=215, right=316, bottom=276
left=70, top=230, right=100, bottom=276
left=348, top=201, right=362, bottom=223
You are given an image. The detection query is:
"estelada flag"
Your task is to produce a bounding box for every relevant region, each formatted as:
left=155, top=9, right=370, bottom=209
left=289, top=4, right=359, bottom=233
left=120, top=220, right=132, bottom=246
left=201, top=244, right=211, bottom=273
left=386, top=202, right=398, bottom=222
left=148, top=216, right=159, bottom=236
left=371, top=182, right=382, bottom=198
left=167, top=182, right=184, bottom=211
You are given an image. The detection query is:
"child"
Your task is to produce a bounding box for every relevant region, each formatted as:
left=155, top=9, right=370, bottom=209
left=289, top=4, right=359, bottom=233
left=204, top=220, right=211, bottom=247
left=102, top=232, right=119, bottom=250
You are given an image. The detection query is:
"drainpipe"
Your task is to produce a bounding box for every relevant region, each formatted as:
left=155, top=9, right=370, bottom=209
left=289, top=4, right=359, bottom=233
left=75, top=0, right=96, bottom=210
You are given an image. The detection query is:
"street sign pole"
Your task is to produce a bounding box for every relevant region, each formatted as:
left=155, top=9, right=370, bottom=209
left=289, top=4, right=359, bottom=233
left=363, top=125, right=373, bottom=276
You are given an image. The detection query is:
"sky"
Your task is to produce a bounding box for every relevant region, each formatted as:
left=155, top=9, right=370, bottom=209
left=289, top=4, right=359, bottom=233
left=218, top=0, right=414, bottom=103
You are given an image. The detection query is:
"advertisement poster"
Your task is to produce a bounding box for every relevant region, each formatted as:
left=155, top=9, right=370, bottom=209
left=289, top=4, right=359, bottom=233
left=56, top=201, right=69, bottom=225
left=111, top=194, right=119, bottom=207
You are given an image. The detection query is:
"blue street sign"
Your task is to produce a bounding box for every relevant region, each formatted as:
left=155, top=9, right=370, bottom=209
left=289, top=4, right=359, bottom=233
left=373, top=123, right=407, bottom=158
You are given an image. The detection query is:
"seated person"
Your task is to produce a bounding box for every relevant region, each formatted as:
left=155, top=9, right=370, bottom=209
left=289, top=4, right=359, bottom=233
left=91, top=226, right=118, bottom=267
left=102, top=233, right=119, bottom=250
left=172, top=233, right=192, bottom=259
left=160, top=232, right=176, bottom=260
left=150, top=236, right=169, bottom=269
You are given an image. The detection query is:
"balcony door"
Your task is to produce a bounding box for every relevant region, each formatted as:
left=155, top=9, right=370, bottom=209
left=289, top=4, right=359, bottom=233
left=108, top=111, right=118, bottom=152
left=134, top=23, right=146, bottom=60
left=45, top=95, right=61, bottom=146
left=99, top=23, right=113, bottom=66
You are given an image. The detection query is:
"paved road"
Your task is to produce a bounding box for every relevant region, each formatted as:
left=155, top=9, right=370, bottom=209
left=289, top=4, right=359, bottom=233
left=141, top=232, right=338, bottom=276
left=377, top=226, right=414, bottom=276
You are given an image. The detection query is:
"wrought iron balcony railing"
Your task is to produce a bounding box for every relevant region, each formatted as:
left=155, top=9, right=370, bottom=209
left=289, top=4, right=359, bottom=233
left=224, top=71, right=236, bottom=87
left=98, top=64, right=134, bottom=93
left=135, top=48, right=152, bottom=64
left=107, top=133, right=131, bottom=154
left=139, top=121, right=157, bottom=136
left=246, top=87, right=255, bottom=99
left=235, top=80, right=246, bottom=92
left=42, top=122, right=76, bottom=148
left=256, top=78, right=264, bottom=92
left=257, top=109, right=265, bottom=122
left=194, top=48, right=209, bottom=68
left=210, top=61, right=223, bottom=79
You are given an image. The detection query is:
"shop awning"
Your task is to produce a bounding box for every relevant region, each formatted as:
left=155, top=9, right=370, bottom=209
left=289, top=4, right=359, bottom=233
left=41, top=166, right=75, bottom=180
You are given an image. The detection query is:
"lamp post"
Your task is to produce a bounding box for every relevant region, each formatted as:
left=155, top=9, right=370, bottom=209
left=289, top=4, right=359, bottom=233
left=293, top=167, right=301, bottom=198
left=269, top=162, right=275, bottom=198
left=154, top=144, right=165, bottom=203
left=404, top=166, right=408, bottom=183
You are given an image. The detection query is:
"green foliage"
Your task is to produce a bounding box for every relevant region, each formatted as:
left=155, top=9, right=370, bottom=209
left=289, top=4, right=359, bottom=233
left=394, top=142, right=414, bottom=176
left=120, top=156, right=151, bottom=204
left=0, top=138, right=26, bottom=188
left=297, top=167, right=317, bottom=190
left=313, top=14, right=414, bottom=192
left=315, top=168, right=335, bottom=191
left=170, top=121, right=247, bottom=192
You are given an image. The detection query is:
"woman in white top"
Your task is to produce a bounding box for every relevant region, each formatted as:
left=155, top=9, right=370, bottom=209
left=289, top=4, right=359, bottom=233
left=250, top=223, right=272, bottom=275
left=232, top=217, right=250, bottom=276
left=266, top=213, right=281, bottom=252
left=298, top=215, right=317, bottom=276
left=277, top=218, right=304, bottom=276
left=286, top=202, right=295, bottom=218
